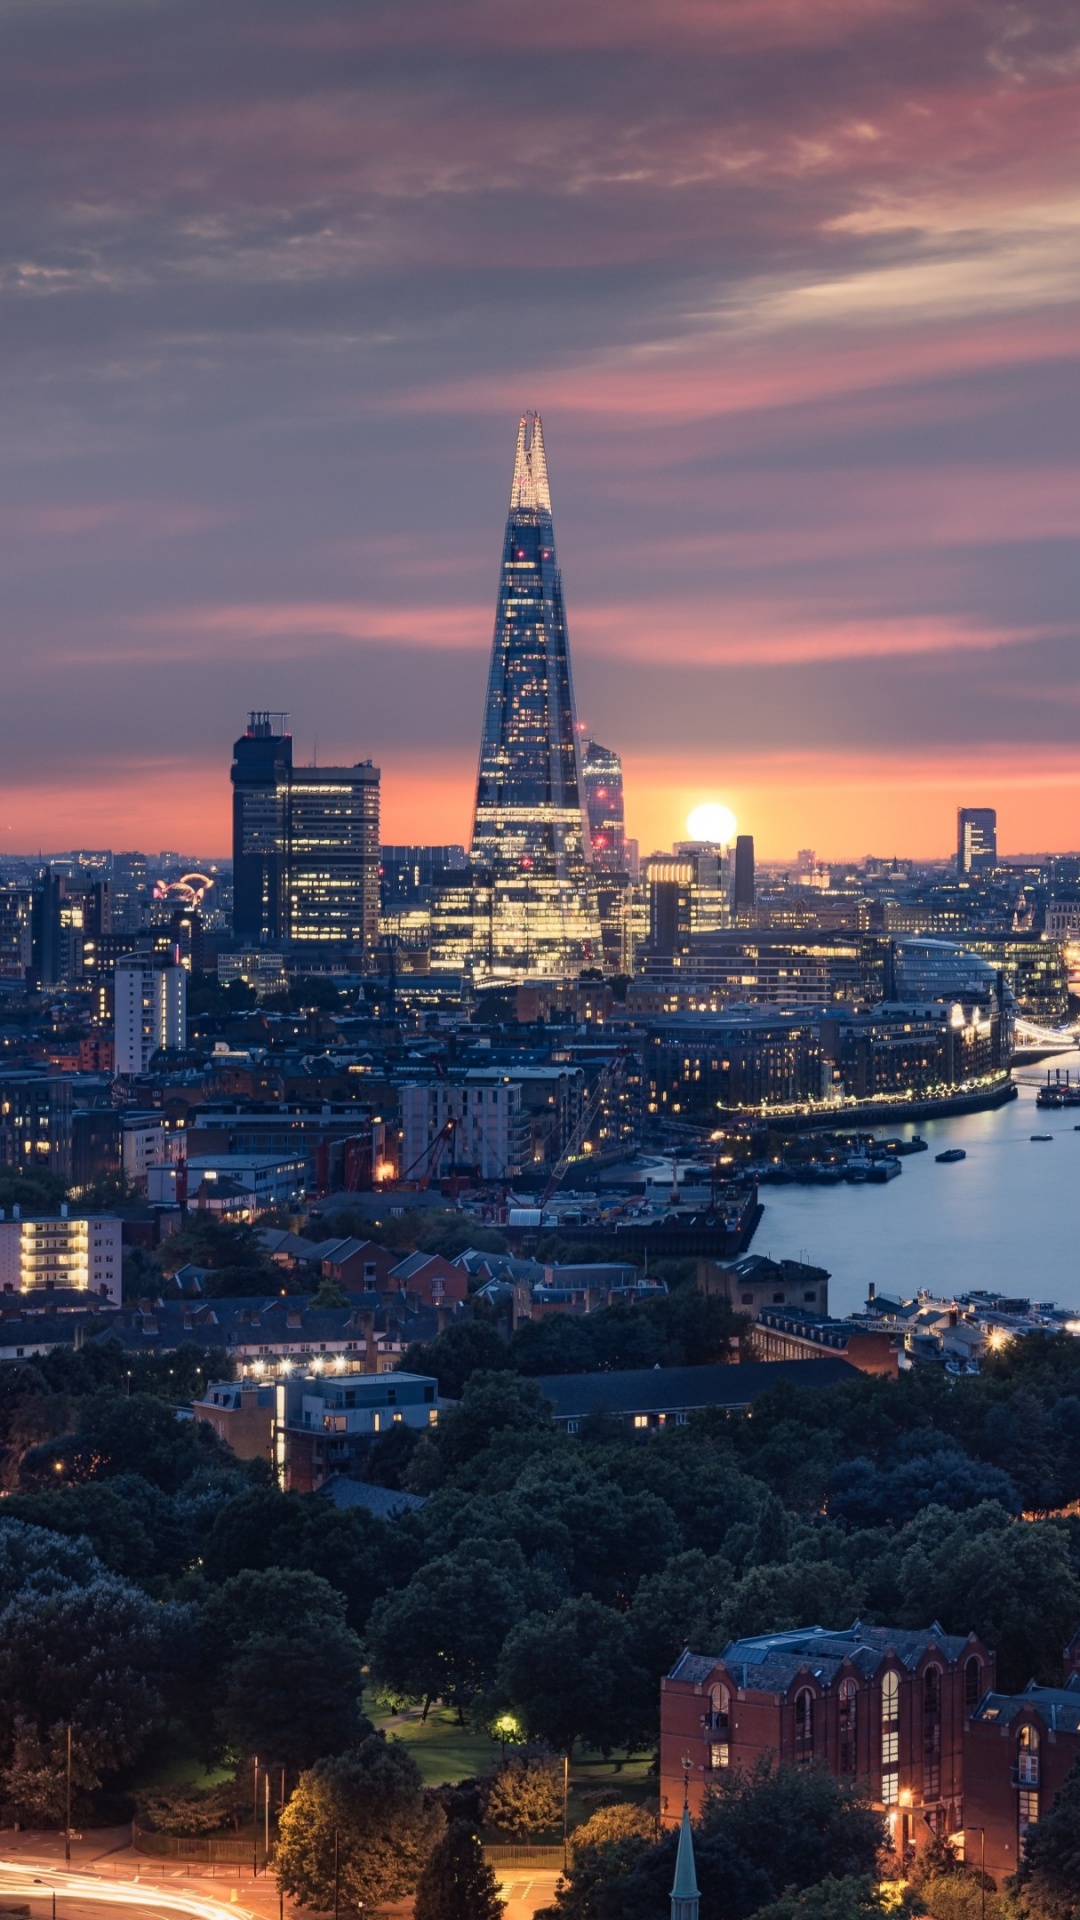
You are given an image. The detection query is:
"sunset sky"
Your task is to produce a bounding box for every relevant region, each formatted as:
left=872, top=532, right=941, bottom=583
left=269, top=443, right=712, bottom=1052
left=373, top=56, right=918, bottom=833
left=1, top=0, right=1078, bottom=861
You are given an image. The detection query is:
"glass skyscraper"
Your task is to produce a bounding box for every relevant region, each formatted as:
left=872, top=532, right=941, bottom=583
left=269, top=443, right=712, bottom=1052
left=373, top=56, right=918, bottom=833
left=471, top=413, right=600, bottom=977
left=582, top=738, right=625, bottom=872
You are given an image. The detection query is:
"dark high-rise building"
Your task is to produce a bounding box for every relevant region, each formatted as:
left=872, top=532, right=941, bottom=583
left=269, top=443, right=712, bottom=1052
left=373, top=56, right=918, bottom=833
left=582, top=739, right=625, bottom=873
left=230, top=713, right=380, bottom=953
left=733, top=835, right=756, bottom=913
left=231, top=713, right=292, bottom=943
left=380, top=845, right=467, bottom=911
left=471, top=413, right=600, bottom=978
left=957, top=807, right=997, bottom=876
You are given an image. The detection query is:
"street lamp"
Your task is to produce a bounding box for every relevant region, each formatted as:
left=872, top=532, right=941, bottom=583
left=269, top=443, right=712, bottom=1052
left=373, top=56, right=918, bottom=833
left=65, top=1724, right=72, bottom=1867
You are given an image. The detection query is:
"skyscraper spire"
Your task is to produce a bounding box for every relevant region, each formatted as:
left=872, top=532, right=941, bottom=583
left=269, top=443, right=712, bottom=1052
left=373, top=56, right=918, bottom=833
left=509, top=410, right=551, bottom=513
left=471, top=412, right=600, bottom=978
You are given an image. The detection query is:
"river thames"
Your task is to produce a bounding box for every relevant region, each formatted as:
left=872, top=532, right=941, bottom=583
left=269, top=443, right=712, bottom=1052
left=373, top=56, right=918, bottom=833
left=754, top=1053, right=1080, bottom=1319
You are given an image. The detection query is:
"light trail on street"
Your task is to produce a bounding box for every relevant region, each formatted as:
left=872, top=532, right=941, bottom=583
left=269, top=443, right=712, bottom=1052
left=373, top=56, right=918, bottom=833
left=0, top=1862, right=254, bottom=1920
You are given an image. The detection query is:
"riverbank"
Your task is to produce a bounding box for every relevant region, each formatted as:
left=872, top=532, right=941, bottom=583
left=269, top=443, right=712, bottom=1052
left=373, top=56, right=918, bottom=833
left=754, top=1077, right=1017, bottom=1133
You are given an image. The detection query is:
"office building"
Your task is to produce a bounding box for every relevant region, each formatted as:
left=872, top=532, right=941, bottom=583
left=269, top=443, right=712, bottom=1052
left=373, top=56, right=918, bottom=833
left=0, top=885, right=33, bottom=981
left=0, top=1073, right=74, bottom=1185
left=113, top=955, right=186, bottom=1075
left=231, top=713, right=380, bottom=954
left=380, top=846, right=467, bottom=910
left=231, top=713, right=293, bottom=942
left=470, top=413, right=601, bottom=978
left=0, top=1212, right=122, bottom=1304
left=581, top=739, right=625, bottom=873
left=732, top=835, right=755, bottom=914
left=957, top=807, right=997, bottom=876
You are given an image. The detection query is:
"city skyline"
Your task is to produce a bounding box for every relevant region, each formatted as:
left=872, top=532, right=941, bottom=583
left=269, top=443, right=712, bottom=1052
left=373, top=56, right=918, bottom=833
left=0, top=2, right=1077, bottom=858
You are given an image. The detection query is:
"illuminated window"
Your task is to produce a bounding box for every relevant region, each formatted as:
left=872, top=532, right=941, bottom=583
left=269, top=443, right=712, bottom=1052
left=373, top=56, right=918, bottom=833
left=1017, top=1725, right=1040, bottom=1786
left=881, top=1669, right=900, bottom=1803
left=633, top=1414, right=649, bottom=1429
left=923, top=1665, right=942, bottom=1799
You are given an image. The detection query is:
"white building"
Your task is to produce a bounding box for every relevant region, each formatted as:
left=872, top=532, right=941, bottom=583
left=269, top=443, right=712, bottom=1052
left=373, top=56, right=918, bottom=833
left=114, top=956, right=186, bottom=1075
left=0, top=1210, right=122, bottom=1303
left=184, top=1152, right=307, bottom=1209
left=400, top=1079, right=526, bottom=1181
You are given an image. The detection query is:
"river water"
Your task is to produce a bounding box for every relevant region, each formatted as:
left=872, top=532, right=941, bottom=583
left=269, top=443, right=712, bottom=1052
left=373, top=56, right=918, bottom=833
left=753, top=1054, right=1080, bottom=1318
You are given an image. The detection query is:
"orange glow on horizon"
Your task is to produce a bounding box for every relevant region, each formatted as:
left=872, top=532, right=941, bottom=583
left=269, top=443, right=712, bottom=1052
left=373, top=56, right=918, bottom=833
left=5, top=746, right=1080, bottom=865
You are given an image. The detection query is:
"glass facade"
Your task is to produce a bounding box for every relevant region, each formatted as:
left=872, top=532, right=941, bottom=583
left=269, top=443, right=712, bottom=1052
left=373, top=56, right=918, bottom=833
left=231, top=714, right=380, bottom=952
left=582, top=738, right=625, bottom=872
left=471, top=413, right=600, bottom=978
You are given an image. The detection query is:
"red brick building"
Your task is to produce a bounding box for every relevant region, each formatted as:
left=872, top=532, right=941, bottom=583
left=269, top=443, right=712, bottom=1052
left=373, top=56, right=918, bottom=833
left=661, top=1624, right=993, bottom=1860
left=964, top=1678, right=1080, bottom=1882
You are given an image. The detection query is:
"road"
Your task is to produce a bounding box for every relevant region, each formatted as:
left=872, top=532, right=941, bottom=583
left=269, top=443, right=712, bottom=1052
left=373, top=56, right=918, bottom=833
left=0, top=1839, right=561, bottom=1920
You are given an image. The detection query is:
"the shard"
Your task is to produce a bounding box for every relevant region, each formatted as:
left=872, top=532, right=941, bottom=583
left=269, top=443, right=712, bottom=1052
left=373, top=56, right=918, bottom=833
left=471, top=412, right=601, bottom=977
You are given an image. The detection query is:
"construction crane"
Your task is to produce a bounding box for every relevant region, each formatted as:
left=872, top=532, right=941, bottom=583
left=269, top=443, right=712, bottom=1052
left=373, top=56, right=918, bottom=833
left=400, top=1115, right=458, bottom=1190
left=542, top=1048, right=628, bottom=1205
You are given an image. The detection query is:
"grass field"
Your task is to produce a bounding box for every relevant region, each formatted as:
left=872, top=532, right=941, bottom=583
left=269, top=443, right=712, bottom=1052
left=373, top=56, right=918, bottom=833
left=370, top=1705, right=658, bottom=1830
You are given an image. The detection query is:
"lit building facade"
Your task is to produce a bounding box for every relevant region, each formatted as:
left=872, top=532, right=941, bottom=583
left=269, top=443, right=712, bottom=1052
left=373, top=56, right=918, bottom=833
left=231, top=713, right=380, bottom=954
left=581, top=739, right=625, bottom=872
left=661, top=1624, right=992, bottom=1857
left=957, top=807, right=997, bottom=876
left=0, top=1212, right=122, bottom=1303
left=113, top=954, right=187, bottom=1074
left=471, top=413, right=601, bottom=978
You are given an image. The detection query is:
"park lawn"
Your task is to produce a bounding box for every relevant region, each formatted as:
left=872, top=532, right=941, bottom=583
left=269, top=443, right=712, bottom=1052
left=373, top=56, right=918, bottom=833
left=371, top=1706, right=657, bottom=1830
left=371, top=1705, right=500, bottom=1785
left=132, top=1724, right=235, bottom=1791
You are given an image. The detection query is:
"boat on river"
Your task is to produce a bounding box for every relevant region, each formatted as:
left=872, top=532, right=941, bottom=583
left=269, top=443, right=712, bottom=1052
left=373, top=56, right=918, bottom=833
left=1031, top=1134, right=1054, bottom=1142
left=935, top=1148, right=966, bottom=1163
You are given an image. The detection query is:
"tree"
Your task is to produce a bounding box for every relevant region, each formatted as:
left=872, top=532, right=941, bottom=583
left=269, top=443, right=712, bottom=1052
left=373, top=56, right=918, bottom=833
left=275, top=1738, right=443, bottom=1909
left=403, top=1323, right=513, bottom=1400
left=19, top=1390, right=230, bottom=1493
left=218, top=1625, right=369, bottom=1771
left=435, top=1373, right=553, bottom=1473
left=699, top=1760, right=884, bottom=1897
left=628, top=1551, right=734, bottom=1682
left=199, top=1488, right=399, bottom=1633
left=0, top=1572, right=177, bottom=1814
left=569, top=1805, right=656, bottom=1855
left=1015, top=1752, right=1080, bottom=1919
left=366, top=1541, right=529, bottom=1718
left=750, top=1877, right=910, bottom=1920
left=482, top=1752, right=563, bottom=1837
left=414, top=1820, right=504, bottom=1920
left=896, top=1503, right=1080, bottom=1689
left=496, top=1597, right=651, bottom=1756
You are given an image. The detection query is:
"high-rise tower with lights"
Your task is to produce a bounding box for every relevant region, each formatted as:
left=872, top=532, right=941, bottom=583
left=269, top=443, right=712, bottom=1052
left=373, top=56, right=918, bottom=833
left=471, top=413, right=600, bottom=977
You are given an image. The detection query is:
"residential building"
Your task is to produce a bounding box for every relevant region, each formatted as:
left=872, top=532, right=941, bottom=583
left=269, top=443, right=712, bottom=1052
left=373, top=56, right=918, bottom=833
left=400, top=1077, right=527, bottom=1181
left=113, top=954, right=186, bottom=1074
left=538, top=1358, right=859, bottom=1433
left=661, top=1623, right=993, bottom=1851
left=965, top=1676, right=1080, bottom=1881
left=271, top=1368, right=440, bottom=1491
left=0, top=1071, right=74, bottom=1185
left=749, top=1306, right=899, bottom=1376
left=0, top=1211, right=122, bottom=1303
left=470, top=412, right=601, bottom=978
left=192, top=1379, right=276, bottom=1463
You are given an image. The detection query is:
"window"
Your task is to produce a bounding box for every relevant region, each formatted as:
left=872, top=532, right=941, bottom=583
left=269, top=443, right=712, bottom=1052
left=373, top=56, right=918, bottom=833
left=1017, top=1725, right=1040, bottom=1787
left=1018, top=1788, right=1039, bottom=1833
left=633, top=1414, right=649, bottom=1428
left=881, top=1670, right=900, bottom=1804
left=965, top=1656, right=982, bottom=1712
left=708, top=1743, right=728, bottom=1771
left=795, top=1689, right=814, bottom=1764
left=923, top=1665, right=942, bottom=1799
left=566, top=1419, right=579, bottom=1434
left=839, top=1679, right=858, bottom=1775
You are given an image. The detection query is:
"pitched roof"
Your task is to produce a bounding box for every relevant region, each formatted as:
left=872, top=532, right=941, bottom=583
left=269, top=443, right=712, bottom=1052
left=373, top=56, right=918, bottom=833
left=668, top=1622, right=974, bottom=1692
left=536, top=1358, right=859, bottom=1421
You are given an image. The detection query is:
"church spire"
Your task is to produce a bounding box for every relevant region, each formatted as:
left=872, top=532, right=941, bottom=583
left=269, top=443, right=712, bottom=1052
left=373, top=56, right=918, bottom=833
left=509, top=410, right=551, bottom=514
left=670, top=1805, right=700, bottom=1920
